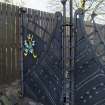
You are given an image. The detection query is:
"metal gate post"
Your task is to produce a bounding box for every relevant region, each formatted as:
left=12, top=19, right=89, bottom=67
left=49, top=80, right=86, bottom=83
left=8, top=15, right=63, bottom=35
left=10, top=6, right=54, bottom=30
left=61, top=0, right=75, bottom=105
left=69, top=0, right=75, bottom=105
left=19, top=7, right=27, bottom=97
left=61, top=0, right=69, bottom=105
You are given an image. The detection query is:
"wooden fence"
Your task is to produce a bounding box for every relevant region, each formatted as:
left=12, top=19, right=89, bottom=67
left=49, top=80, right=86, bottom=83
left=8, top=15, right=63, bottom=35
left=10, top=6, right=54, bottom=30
left=0, top=3, right=20, bottom=85
left=0, top=2, right=56, bottom=85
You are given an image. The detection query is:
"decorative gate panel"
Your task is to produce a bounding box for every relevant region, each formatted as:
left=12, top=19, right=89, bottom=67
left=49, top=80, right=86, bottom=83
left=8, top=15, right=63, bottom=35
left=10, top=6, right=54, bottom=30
left=74, top=9, right=105, bottom=105
left=21, top=8, right=63, bottom=105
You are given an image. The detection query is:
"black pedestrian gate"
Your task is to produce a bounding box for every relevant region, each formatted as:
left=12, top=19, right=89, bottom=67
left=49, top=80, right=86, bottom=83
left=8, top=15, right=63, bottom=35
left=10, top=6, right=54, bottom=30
left=21, top=8, right=63, bottom=105
left=74, top=8, right=105, bottom=105
left=1, top=1, right=105, bottom=105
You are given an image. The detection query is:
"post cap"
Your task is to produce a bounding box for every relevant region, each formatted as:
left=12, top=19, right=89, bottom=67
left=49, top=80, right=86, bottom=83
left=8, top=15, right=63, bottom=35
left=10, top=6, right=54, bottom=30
left=61, top=0, right=67, bottom=5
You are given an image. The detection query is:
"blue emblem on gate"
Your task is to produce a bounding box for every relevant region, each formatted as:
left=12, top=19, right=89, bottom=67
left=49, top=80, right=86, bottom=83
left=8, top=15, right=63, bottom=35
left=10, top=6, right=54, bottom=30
left=24, top=34, right=37, bottom=59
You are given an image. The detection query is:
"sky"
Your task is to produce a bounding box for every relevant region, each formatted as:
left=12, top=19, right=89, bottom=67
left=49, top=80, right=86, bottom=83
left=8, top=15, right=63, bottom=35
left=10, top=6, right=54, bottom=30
left=0, top=0, right=105, bottom=24
left=24, top=0, right=48, bottom=12
left=0, top=0, right=49, bottom=12
left=24, top=0, right=105, bottom=24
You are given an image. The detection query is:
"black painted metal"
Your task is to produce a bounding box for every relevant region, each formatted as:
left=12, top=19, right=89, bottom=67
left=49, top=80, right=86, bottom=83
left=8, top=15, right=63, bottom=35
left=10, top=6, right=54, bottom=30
left=69, top=0, right=75, bottom=105
left=22, top=10, right=63, bottom=105
left=20, top=2, right=105, bottom=105
left=74, top=8, right=105, bottom=105
left=61, top=0, right=68, bottom=105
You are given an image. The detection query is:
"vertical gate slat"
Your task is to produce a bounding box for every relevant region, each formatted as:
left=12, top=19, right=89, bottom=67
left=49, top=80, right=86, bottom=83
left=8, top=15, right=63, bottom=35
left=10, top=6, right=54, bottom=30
left=43, top=11, right=47, bottom=41
left=36, top=10, right=39, bottom=38
left=32, top=9, right=35, bottom=33
left=0, top=2, right=2, bottom=84
left=39, top=10, right=42, bottom=38
left=2, top=3, right=6, bottom=83
left=2, top=3, right=6, bottom=43
left=6, top=4, right=12, bottom=83
left=40, top=11, right=42, bottom=38
left=47, top=13, right=50, bottom=36
left=37, top=10, right=39, bottom=37
left=40, top=11, right=43, bottom=39
left=51, top=15, right=53, bottom=33
left=7, top=4, right=12, bottom=43
left=42, top=11, right=44, bottom=38
left=5, top=3, right=8, bottom=82
left=51, top=15, right=54, bottom=33
left=28, top=8, right=32, bottom=32
left=36, top=10, right=38, bottom=37
left=13, top=5, right=17, bottom=80
left=14, top=6, right=17, bottom=80
left=48, top=13, right=51, bottom=34
left=2, top=47, right=6, bottom=83
left=42, top=11, right=45, bottom=40
left=0, top=3, right=2, bottom=44
left=46, top=12, right=50, bottom=42
left=33, top=9, right=37, bottom=35
left=11, top=5, right=16, bottom=81
left=15, top=6, right=20, bottom=80
left=43, top=12, right=47, bottom=42
left=42, top=11, right=46, bottom=41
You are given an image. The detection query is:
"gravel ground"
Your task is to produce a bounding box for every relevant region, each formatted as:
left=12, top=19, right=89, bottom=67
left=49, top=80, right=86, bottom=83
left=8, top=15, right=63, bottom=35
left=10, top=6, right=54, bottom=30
left=0, top=80, right=43, bottom=105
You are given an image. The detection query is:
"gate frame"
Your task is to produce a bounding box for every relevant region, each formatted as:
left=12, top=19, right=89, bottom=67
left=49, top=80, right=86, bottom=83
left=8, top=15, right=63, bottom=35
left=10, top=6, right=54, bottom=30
left=61, top=0, right=74, bottom=105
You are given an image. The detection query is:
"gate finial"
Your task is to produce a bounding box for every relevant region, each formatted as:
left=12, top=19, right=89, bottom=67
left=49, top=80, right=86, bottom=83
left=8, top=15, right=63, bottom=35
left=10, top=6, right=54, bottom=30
left=61, top=0, right=67, bottom=5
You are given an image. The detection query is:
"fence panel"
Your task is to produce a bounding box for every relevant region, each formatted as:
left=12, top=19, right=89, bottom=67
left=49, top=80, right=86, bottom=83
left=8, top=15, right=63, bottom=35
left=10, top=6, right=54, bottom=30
left=0, top=3, right=20, bottom=85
